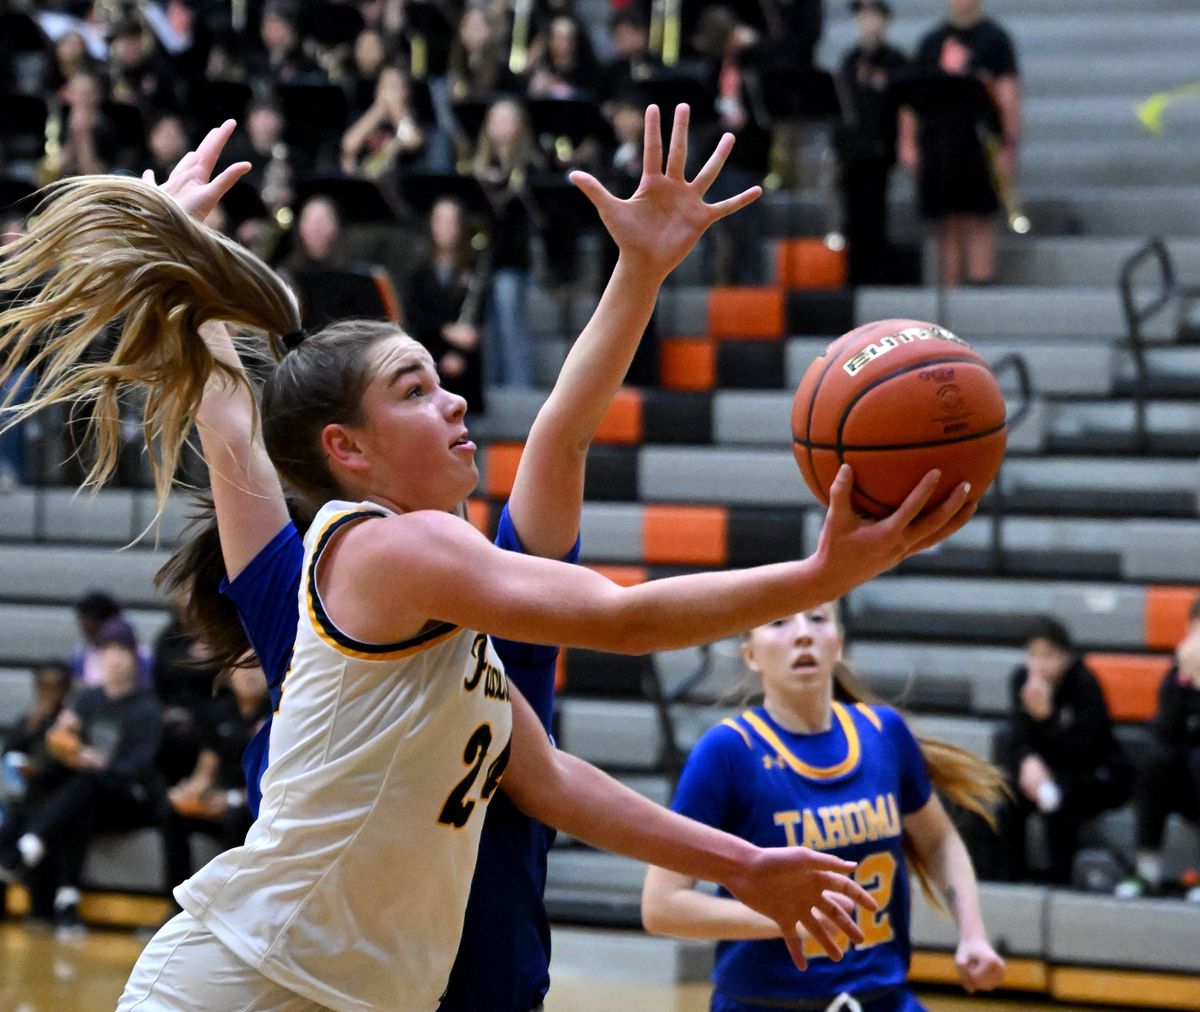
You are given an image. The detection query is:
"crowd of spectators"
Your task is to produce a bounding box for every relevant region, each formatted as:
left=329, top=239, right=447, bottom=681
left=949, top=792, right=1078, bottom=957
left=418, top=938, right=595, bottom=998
left=0, top=589, right=267, bottom=937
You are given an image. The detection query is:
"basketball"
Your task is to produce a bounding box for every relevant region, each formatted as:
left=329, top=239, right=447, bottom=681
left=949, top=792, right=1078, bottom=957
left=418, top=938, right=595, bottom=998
left=791, top=319, right=1008, bottom=518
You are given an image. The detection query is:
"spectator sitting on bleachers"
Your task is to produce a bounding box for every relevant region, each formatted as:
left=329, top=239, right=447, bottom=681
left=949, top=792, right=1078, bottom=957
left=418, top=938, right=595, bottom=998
left=447, top=6, right=518, bottom=103
left=340, top=65, right=426, bottom=176
left=601, top=9, right=661, bottom=105
left=153, top=596, right=221, bottom=788
left=0, top=624, right=162, bottom=936
left=1116, top=599, right=1200, bottom=901
left=402, top=197, right=486, bottom=415
left=0, top=663, right=72, bottom=921
left=526, top=14, right=601, bottom=100
left=997, top=618, right=1133, bottom=886
left=71, top=593, right=151, bottom=688
left=161, top=664, right=267, bottom=908
left=250, top=0, right=323, bottom=84
left=472, top=97, right=542, bottom=389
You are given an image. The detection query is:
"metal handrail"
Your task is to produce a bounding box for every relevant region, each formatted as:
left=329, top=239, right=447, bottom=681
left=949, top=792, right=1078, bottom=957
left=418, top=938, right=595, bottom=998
left=1119, top=238, right=1175, bottom=452
left=641, top=644, right=715, bottom=790
left=987, top=352, right=1033, bottom=574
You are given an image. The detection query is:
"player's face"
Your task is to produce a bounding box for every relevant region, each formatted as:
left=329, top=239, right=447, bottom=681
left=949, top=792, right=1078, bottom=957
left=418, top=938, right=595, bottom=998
left=744, top=604, right=844, bottom=696
left=340, top=336, right=478, bottom=511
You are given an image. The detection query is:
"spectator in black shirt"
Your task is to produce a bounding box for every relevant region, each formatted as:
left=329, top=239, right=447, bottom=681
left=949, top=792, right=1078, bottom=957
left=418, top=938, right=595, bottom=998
left=527, top=14, right=601, bottom=101
left=1116, top=599, right=1200, bottom=901
left=835, top=1, right=908, bottom=286
left=900, top=0, right=1020, bottom=286
left=602, top=9, right=661, bottom=104
left=997, top=618, right=1132, bottom=885
left=0, top=625, right=162, bottom=935
left=403, top=198, right=486, bottom=415
left=162, top=664, right=268, bottom=903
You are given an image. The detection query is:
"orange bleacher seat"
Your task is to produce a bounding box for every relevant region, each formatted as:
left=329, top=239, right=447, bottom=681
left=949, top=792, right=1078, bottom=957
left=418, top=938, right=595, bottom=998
left=661, top=338, right=716, bottom=391
left=776, top=238, right=847, bottom=290
left=594, top=388, right=644, bottom=445
left=643, top=505, right=728, bottom=566
left=587, top=564, right=648, bottom=587
left=1085, top=652, right=1173, bottom=723
left=465, top=498, right=490, bottom=534
left=708, top=287, right=785, bottom=340
left=484, top=442, right=524, bottom=499
left=1144, top=586, right=1200, bottom=651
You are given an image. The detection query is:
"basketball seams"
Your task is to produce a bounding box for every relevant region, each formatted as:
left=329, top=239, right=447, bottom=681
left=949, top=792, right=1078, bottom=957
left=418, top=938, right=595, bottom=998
left=794, top=419, right=1008, bottom=454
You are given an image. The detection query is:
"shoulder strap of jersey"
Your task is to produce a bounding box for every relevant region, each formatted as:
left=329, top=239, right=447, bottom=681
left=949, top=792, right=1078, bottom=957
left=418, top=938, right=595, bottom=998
left=303, top=508, right=460, bottom=661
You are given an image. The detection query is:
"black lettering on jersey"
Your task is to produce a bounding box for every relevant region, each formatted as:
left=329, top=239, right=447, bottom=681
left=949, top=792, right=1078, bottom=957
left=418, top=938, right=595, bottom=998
left=438, top=723, right=493, bottom=829
left=465, top=633, right=510, bottom=701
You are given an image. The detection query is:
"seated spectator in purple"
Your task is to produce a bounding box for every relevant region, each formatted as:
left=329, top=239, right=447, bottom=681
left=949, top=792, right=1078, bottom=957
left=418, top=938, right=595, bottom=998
left=0, top=625, right=162, bottom=935
left=71, top=594, right=151, bottom=688
left=1116, top=598, right=1200, bottom=901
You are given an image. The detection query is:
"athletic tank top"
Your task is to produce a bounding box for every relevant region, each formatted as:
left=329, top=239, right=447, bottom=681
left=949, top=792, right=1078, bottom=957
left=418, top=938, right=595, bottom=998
left=176, top=501, right=514, bottom=1011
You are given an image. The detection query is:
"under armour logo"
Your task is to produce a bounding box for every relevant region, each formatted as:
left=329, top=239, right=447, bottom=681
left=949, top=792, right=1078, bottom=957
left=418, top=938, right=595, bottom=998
left=761, top=754, right=787, bottom=770
left=825, top=994, right=863, bottom=1012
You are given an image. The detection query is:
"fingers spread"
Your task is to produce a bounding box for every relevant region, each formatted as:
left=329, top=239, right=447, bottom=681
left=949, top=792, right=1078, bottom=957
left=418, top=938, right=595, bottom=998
left=196, top=119, right=238, bottom=175
left=908, top=480, right=971, bottom=544
left=826, top=870, right=878, bottom=912
left=817, top=894, right=863, bottom=945
left=908, top=500, right=977, bottom=555
left=665, top=103, right=690, bottom=179
left=707, top=185, right=762, bottom=221
left=209, top=161, right=253, bottom=198
left=783, top=929, right=809, bottom=972
left=691, top=132, right=735, bottom=195
left=642, top=104, right=663, bottom=177
left=798, top=909, right=843, bottom=962
left=883, top=468, right=942, bottom=532
left=568, top=170, right=612, bottom=213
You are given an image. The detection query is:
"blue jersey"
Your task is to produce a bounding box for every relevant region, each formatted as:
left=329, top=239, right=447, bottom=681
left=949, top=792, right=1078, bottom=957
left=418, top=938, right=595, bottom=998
left=671, top=702, right=932, bottom=1011
left=220, top=503, right=578, bottom=1011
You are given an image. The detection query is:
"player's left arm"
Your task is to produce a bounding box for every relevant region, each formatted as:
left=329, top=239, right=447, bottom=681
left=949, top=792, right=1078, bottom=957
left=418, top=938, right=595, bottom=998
left=500, top=685, right=874, bottom=971
left=903, top=795, right=1006, bottom=993
left=505, top=104, right=759, bottom=558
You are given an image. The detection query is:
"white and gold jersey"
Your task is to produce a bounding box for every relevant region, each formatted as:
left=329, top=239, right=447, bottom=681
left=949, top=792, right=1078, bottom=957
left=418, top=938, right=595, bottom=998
left=176, top=501, right=513, bottom=1011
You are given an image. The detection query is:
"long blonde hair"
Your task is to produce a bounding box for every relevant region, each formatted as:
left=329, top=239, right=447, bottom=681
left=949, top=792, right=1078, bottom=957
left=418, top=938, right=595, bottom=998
left=0, top=176, right=299, bottom=513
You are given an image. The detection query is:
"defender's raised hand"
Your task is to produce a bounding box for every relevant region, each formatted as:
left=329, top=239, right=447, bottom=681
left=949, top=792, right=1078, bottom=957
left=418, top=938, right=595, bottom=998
left=143, top=118, right=251, bottom=223
left=569, top=103, right=761, bottom=279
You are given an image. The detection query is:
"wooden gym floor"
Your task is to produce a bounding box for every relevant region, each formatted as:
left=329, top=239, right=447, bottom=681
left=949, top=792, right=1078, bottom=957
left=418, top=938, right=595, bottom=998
left=0, top=922, right=1113, bottom=1012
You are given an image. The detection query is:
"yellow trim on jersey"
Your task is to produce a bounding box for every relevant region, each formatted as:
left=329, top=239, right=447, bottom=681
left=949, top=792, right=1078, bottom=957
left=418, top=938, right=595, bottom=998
left=304, top=508, right=462, bottom=661
left=721, top=718, right=753, bottom=749
left=855, top=702, right=883, bottom=733
left=741, top=702, right=862, bottom=780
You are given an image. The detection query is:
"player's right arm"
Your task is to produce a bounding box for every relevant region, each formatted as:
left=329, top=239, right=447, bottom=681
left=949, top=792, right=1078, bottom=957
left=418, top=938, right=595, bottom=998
left=327, top=465, right=975, bottom=652
left=149, top=120, right=290, bottom=580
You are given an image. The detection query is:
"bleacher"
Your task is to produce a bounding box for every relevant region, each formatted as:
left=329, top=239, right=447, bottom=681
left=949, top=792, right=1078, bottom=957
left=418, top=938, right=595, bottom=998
left=4, top=0, right=1200, bottom=1005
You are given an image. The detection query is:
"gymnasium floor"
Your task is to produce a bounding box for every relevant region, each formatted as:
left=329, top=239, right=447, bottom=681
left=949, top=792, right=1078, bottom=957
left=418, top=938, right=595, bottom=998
left=0, top=922, right=1104, bottom=1012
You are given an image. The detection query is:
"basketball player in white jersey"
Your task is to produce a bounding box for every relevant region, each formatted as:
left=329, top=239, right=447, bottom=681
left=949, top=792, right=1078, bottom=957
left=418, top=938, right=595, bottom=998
left=0, top=117, right=976, bottom=1011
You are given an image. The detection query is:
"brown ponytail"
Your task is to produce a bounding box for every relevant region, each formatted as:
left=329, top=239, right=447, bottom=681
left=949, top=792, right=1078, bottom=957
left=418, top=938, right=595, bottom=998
left=832, top=662, right=1010, bottom=912
left=0, top=175, right=300, bottom=517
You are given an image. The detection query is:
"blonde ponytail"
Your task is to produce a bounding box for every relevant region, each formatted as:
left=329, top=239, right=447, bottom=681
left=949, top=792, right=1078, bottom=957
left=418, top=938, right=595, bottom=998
left=0, top=175, right=300, bottom=515
left=833, top=662, right=1009, bottom=912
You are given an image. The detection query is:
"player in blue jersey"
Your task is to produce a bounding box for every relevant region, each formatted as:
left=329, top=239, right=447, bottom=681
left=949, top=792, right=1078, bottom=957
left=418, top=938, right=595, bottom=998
left=643, top=601, right=1008, bottom=1012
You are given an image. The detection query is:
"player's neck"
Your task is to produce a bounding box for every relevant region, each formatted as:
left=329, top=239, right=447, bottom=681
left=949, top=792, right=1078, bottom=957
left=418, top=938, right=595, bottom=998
left=949, top=9, right=983, bottom=29
left=763, top=690, right=832, bottom=735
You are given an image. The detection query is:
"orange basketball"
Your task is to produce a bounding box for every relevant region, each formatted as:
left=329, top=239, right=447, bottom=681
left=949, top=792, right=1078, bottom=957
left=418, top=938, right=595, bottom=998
left=791, top=319, right=1007, bottom=518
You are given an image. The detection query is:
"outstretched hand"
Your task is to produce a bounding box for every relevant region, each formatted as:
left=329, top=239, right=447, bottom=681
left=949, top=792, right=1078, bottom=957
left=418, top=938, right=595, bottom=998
left=724, top=846, right=877, bottom=970
left=143, top=119, right=251, bottom=224
left=569, top=104, right=761, bottom=280
left=815, top=465, right=977, bottom=598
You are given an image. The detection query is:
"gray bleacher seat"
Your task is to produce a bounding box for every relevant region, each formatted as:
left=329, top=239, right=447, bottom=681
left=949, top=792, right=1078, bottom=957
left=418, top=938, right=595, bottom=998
left=558, top=698, right=729, bottom=770
left=847, top=641, right=1020, bottom=717
left=993, top=238, right=1200, bottom=288
left=656, top=287, right=709, bottom=341
left=0, top=604, right=171, bottom=666
left=0, top=545, right=167, bottom=607
left=578, top=502, right=643, bottom=563
left=846, top=575, right=1146, bottom=649
left=906, top=715, right=1001, bottom=763
left=1122, top=520, right=1200, bottom=581
left=1026, top=187, right=1200, bottom=238
left=1048, top=892, right=1200, bottom=973
left=549, top=924, right=714, bottom=985
left=83, top=829, right=224, bottom=894
left=471, top=388, right=545, bottom=443
left=1084, top=808, right=1200, bottom=884
left=910, top=882, right=1047, bottom=958
left=0, top=490, right=37, bottom=541
left=0, top=666, right=33, bottom=716
left=639, top=447, right=803, bottom=507
left=39, top=488, right=140, bottom=545
left=712, top=391, right=793, bottom=447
